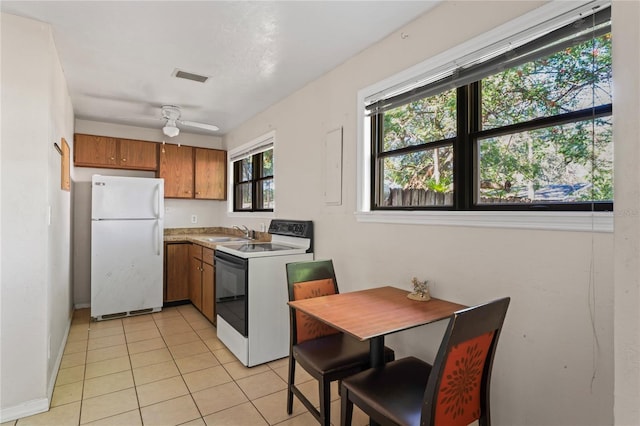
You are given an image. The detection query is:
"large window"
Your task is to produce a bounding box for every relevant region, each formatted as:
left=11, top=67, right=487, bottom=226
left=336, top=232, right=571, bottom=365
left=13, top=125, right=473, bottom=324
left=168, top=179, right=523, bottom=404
left=368, top=7, right=612, bottom=212
left=230, top=133, right=274, bottom=212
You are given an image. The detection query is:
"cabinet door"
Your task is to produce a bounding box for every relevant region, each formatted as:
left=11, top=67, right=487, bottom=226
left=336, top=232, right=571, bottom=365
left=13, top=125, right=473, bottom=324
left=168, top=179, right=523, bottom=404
left=119, top=138, right=158, bottom=170
left=202, top=262, right=215, bottom=323
left=158, top=144, right=194, bottom=198
left=194, top=148, right=226, bottom=200
left=190, top=257, right=203, bottom=311
left=190, top=243, right=203, bottom=260
left=164, top=243, right=190, bottom=302
left=74, top=134, right=117, bottom=167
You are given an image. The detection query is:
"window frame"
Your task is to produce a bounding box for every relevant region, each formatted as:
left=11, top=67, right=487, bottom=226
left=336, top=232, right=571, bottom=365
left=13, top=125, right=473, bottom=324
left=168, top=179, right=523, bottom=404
left=369, top=9, right=612, bottom=213
left=356, top=1, right=613, bottom=232
left=227, top=131, right=275, bottom=217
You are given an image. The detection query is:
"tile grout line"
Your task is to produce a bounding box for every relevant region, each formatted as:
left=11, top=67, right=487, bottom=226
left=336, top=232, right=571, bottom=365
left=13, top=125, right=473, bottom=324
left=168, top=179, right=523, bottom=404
left=17, top=306, right=326, bottom=426
left=165, top=307, right=207, bottom=425
left=76, top=321, right=88, bottom=426
left=122, top=319, right=144, bottom=426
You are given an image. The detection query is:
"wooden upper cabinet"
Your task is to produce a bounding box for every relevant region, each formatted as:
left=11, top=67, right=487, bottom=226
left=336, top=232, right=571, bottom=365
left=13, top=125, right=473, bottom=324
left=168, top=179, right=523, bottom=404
left=194, top=148, right=227, bottom=200
left=74, top=134, right=117, bottom=167
left=74, top=134, right=157, bottom=171
left=75, top=133, right=227, bottom=200
left=158, top=144, right=194, bottom=198
left=118, top=138, right=158, bottom=170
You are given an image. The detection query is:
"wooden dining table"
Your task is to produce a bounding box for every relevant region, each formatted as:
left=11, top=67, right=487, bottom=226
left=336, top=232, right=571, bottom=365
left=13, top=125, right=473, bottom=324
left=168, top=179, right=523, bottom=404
left=287, top=285, right=467, bottom=368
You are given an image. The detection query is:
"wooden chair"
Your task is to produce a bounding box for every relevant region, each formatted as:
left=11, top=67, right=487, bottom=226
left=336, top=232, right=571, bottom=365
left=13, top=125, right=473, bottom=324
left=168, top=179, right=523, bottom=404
left=286, top=260, right=395, bottom=426
left=340, top=297, right=510, bottom=426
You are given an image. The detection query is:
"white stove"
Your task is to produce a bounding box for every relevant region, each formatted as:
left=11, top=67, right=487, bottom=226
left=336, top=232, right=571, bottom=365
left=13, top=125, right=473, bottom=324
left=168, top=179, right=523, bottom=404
left=214, top=219, right=313, bottom=366
left=215, top=241, right=308, bottom=257
left=215, top=220, right=312, bottom=258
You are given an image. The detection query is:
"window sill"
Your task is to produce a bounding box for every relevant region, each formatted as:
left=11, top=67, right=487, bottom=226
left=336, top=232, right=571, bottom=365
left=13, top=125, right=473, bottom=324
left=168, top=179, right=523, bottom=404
left=355, top=210, right=613, bottom=232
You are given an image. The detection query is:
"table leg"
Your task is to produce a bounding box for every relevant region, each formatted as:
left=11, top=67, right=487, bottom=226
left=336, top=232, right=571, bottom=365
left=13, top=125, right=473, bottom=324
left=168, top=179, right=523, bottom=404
left=369, top=337, right=384, bottom=426
left=369, top=336, right=385, bottom=368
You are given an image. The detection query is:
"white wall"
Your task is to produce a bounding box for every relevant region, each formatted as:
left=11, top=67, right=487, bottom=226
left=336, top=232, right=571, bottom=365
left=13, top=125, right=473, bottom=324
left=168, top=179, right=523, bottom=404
left=71, top=120, right=226, bottom=307
left=1, top=13, right=74, bottom=421
left=46, top=18, right=76, bottom=406
left=612, top=1, right=640, bottom=425
left=218, top=2, right=635, bottom=425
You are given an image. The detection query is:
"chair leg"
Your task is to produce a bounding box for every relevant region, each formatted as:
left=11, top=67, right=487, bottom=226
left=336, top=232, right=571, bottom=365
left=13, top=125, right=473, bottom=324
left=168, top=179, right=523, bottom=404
left=287, top=356, right=295, bottom=414
left=319, top=378, right=331, bottom=426
left=340, top=385, right=353, bottom=426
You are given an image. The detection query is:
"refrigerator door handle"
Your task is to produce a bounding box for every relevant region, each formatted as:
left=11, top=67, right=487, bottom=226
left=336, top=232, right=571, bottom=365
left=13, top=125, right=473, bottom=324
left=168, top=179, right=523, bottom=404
left=155, top=184, right=162, bottom=219
left=156, top=220, right=162, bottom=256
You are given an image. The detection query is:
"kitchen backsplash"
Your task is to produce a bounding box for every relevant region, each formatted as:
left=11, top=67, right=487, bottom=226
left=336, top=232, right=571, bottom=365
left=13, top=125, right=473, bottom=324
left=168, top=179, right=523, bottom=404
left=164, top=226, right=270, bottom=241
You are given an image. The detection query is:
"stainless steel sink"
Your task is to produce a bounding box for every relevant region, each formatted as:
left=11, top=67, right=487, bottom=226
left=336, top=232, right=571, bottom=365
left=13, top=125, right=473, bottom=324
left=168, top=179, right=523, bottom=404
left=202, top=236, right=248, bottom=242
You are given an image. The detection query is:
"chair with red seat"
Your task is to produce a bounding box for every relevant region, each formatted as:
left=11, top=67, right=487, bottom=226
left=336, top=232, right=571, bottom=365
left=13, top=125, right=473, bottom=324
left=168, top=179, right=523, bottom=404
left=340, top=297, right=510, bottom=426
left=285, top=259, right=394, bottom=426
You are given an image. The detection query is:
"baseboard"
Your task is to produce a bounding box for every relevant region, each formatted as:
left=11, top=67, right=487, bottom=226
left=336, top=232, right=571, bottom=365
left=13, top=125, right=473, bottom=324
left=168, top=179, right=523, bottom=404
left=0, top=310, right=73, bottom=423
left=47, top=314, right=72, bottom=403
left=74, top=302, right=90, bottom=309
left=0, top=397, right=49, bottom=423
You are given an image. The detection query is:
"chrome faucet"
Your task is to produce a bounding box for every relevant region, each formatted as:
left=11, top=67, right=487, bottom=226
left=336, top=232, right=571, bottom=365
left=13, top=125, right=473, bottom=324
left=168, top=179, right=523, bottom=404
left=233, top=225, right=254, bottom=240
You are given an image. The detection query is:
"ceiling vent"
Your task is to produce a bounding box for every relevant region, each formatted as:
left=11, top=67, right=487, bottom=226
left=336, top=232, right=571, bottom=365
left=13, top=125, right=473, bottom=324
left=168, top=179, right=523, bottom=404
left=173, top=69, right=209, bottom=83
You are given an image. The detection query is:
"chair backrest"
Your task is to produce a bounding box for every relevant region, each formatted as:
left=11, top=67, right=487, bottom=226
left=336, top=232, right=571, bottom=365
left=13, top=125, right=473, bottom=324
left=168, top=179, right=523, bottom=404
left=421, top=297, right=510, bottom=426
left=286, top=260, right=341, bottom=344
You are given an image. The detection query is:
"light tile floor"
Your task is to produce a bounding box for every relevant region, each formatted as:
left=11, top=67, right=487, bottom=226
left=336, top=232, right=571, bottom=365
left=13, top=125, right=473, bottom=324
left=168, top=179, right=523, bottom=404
left=3, top=305, right=370, bottom=426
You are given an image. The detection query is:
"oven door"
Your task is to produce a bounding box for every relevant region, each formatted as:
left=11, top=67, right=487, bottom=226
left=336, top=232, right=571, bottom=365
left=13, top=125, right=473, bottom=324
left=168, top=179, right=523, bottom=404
left=214, top=250, right=248, bottom=337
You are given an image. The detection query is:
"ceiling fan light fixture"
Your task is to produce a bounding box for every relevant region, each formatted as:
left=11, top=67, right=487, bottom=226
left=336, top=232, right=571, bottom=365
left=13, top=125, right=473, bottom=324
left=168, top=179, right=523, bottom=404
left=162, top=124, right=180, bottom=137
left=160, top=104, right=218, bottom=136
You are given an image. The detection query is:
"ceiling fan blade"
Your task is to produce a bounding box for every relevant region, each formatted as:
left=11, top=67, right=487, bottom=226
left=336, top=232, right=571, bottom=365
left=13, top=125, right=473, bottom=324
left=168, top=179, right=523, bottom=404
left=179, top=120, right=219, bottom=132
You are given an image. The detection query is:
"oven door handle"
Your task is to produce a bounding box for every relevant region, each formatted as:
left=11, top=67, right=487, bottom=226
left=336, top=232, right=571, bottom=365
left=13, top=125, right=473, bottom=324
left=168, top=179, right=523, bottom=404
left=214, top=251, right=248, bottom=268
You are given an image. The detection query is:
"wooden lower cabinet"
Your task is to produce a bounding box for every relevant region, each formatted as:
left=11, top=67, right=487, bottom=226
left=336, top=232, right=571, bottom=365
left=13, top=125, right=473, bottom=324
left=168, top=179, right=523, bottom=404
left=164, top=243, right=190, bottom=302
left=202, top=262, right=215, bottom=323
left=188, top=243, right=215, bottom=323
left=190, top=256, right=203, bottom=311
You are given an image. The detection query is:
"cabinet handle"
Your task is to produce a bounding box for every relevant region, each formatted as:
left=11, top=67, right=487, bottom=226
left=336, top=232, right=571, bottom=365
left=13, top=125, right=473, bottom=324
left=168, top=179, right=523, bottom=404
left=110, top=157, right=115, bottom=161
left=121, top=158, right=127, bottom=162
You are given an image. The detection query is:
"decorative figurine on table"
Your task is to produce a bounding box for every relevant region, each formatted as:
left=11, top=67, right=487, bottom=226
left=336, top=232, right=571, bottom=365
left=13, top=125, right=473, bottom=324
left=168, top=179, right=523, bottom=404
left=407, top=277, right=431, bottom=301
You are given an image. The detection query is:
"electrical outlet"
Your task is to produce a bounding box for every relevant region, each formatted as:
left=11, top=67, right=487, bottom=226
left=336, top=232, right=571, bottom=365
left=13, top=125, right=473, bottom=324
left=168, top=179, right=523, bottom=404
left=191, top=215, right=197, bottom=224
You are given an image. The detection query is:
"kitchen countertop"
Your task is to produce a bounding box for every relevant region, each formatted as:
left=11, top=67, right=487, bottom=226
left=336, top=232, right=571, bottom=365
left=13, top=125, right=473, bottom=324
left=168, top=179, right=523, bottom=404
left=164, top=227, right=269, bottom=250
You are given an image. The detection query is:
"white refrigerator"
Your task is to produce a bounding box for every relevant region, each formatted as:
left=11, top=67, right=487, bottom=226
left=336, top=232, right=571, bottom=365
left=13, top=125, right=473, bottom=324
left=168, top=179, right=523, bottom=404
left=91, top=175, right=164, bottom=320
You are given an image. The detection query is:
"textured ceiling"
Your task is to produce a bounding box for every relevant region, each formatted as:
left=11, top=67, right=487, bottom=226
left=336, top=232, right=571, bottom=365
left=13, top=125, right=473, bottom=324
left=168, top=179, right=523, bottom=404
left=2, top=1, right=439, bottom=137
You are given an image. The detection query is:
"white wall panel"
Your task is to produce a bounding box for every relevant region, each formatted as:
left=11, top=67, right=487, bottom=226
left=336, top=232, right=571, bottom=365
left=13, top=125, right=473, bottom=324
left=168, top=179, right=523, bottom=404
left=0, top=12, right=74, bottom=420
left=219, top=2, right=631, bottom=425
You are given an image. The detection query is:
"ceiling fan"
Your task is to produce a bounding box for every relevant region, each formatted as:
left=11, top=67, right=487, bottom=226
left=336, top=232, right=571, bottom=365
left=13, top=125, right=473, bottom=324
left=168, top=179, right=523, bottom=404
left=161, top=105, right=219, bottom=137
